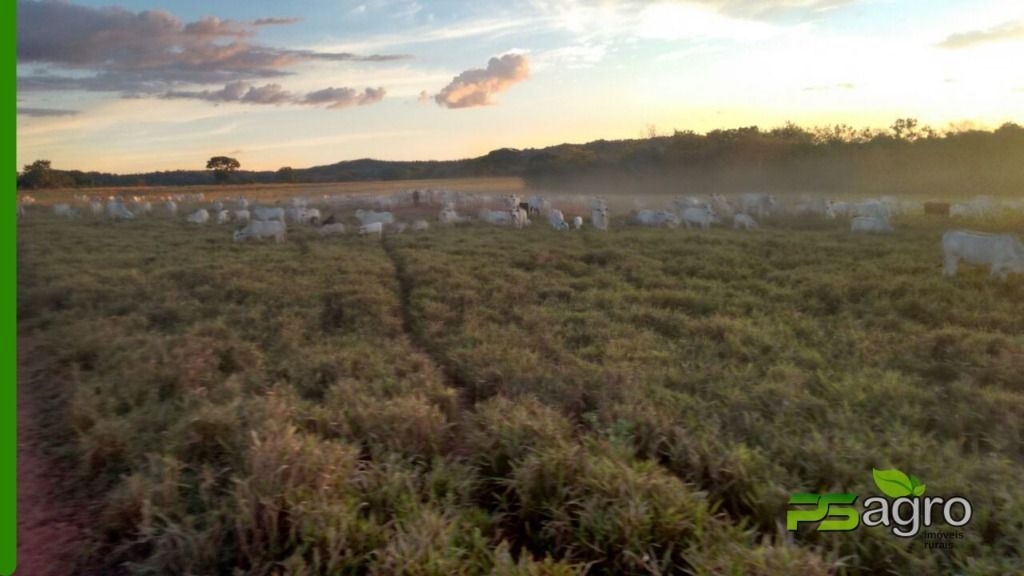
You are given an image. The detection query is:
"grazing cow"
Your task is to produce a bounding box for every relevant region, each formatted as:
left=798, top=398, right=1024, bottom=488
left=53, top=203, right=77, bottom=218
left=412, top=219, right=430, bottom=232
left=106, top=200, right=136, bottom=221
left=237, top=198, right=250, bottom=209
left=572, top=216, right=583, bottom=230
left=216, top=210, right=231, bottom=224
left=733, top=213, right=758, bottom=230
left=165, top=200, right=179, bottom=217
left=635, top=209, right=680, bottom=228
left=391, top=222, right=408, bottom=234
left=133, top=201, right=152, bottom=215
left=681, top=206, right=719, bottom=229
left=528, top=195, right=548, bottom=215
left=739, top=192, right=777, bottom=217
left=355, top=209, right=395, bottom=225
left=439, top=203, right=461, bottom=225
left=187, top=209, right=210, bottom=224
left=924, top=201, right=950, bottom=216
left=942, top=230, right=1024, bottom=279
left=318, top=223, right=346, bottom=236
left=507, top=194, right=529, bottom=229
left=252, top=207, right=286, bottom=222
left=359, top=221, right=384, bottom=238
left=234, top=209, right=250, bottom=223
left=850, top=216, right=892, bottom=233
left=852, top=200, right=890, bottom=220
left=793, top=198, right=836, bottom=218
left=548, top=209, right=570, bottom=230
left=672, top=196, right=705, bottom=213
left=479, top=208, right=511, bottom=225
left=950, top=203, right=975, bottom=218
left=234, top=220, right=286, bottom=243
left=211, top=201, right=224, bottom=211
left=830, top=201, right=851, bottom=217
left=90, top=202, right=104, bottom=217
left=709, top=194, right=734, bottom=217
left=299, top=208, right=321, bottom=225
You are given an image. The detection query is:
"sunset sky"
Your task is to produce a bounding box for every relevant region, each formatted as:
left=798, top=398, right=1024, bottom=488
left=16, top=0, right=1024, bottom=173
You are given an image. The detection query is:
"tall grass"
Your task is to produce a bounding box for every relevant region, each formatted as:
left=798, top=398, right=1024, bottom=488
left=18, top=208, right=1024, bottom=574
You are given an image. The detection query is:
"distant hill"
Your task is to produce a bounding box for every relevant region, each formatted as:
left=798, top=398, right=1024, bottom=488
left=17, top=120, right=1024, bottom=198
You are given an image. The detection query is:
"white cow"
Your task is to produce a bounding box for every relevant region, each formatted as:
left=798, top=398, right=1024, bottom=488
left=852, top=200, right=890, bottom=220
left=739, top=193, right=777, bottom=217
left=318, top=223, right=346, bottom=236
left=412, top=219, right=430, bottom=232
left=234, top=220, right=286, bottom=243
left=792, top=198, right=836, bottom=219
left=106, top=200, right=135, bottom=221
left=390, top=222, right=408, bottom=234
left=591, top=198, right=609, bottom=231
left=635, top=210, right=680, bottom=228
left=528, top=195, right=549, bottom=215
left=211, top=201, right=224, bottom=211
left=298, top=208, right=321, bottom=225
left=942, top=230, right=1024, bottom=279
left=234, top=209, right=250, bottom=223
left=237, top=198, right=250, bottom=209
left=355, top=209, right=395, bottom=225
left=548, top=209, right=570, bottom=230
left=165, top=201, right=179, bottom=217
left=252, top=207, right=286, bottom=222
left=53, top=204, right=76, bottom=218
left=89, top=202, right=104, bottom=217
left=216, top=210, right=231, bottom=224
left=187, top=209, right=210, bottom=224
left=359, top=221, right=384, bottom=238
left=439, top=203, right=461, bottom=225
left=133, top=201, right=152, bottom=216
left=479, top=208, right=512, bottom=225
left=708, top=194, right=734, bottom=217
left=681, top=206, right=719, bottom=229
left=733, top=213, right=758, bottom=230
left=572, top=216, right=583, bottom=230
left=850, top=216, right=892, bottom=233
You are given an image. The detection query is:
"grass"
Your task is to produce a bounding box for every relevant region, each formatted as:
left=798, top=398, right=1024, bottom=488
left=17, top=200, right=1024, bottom=575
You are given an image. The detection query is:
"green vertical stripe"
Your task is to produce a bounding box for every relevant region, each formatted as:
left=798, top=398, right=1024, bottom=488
left=3, top=0, right=16, bottom=573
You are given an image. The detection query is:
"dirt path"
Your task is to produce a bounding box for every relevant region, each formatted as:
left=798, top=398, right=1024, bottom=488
left=16, top=356, right=94, bottom=576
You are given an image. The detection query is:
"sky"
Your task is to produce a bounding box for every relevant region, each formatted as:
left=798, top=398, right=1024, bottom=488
left=15, top=0, right=1024, bottom=173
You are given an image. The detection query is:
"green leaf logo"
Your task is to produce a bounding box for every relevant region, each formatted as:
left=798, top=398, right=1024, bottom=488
left=872, top=468, right=924, bottom=498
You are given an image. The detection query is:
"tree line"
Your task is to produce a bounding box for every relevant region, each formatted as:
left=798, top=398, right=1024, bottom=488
left=17, top=119, right=1024, bottom=198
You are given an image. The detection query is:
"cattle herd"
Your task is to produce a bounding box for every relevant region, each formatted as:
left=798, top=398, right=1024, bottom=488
left=17, top=188, right=1024, bottom=279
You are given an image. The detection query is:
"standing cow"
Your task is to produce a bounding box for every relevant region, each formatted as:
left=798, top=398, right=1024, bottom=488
left=942, top=230, right=1024, bottom=279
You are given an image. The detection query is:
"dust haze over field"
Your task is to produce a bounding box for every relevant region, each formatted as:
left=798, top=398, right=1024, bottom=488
left=15, top=0, right=1024, bottom=574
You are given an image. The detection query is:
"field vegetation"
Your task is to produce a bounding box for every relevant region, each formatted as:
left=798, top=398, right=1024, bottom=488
left=17, top=198, right=1024, bottom=574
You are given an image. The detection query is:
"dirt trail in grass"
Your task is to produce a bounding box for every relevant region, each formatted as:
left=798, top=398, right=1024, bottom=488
left=17, top=349, right=100, bottom=576
left=381, top=238, right=478, bottom=410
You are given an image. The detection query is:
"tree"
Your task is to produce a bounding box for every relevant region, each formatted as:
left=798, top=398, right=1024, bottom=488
left=18, top=159, right=72, bottom=189
left=276, top=166, right=296, bottom=182
left=206, top=156, right=240, bottom=182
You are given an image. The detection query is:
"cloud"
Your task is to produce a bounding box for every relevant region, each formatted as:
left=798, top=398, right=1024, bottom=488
left=16, top=1, right=409, bottom=94
left=161, top=81, right=386, bottom=109
left=17, top=107, right=79, bottom=117
left=252, top=17, right=302, bottom=26
left=938, top=21, right=1024, bottom=49
left=435, top=54, right=529, bottom=109
left=302, top=87, right=387, bottom=108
